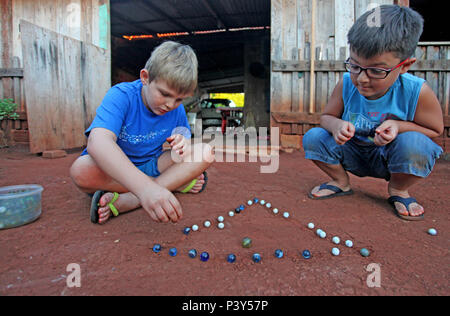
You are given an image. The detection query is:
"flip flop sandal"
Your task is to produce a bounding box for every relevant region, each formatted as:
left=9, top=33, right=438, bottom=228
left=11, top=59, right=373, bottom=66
left=199, top=171, right=208, bottom=193
left=388, top=196, right=425, bottom=221
left=180, top=171, right=208, bottom=194
left=307, top=183, right=354, bottom=200
left=90, top=190, right=120, bottom=224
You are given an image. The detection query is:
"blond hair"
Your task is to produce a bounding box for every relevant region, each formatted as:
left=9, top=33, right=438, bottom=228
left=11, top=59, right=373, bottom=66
left=144, top=41, right=198, bottom=95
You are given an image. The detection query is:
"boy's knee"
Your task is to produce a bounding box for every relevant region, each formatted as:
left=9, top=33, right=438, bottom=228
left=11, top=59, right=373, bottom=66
left=69, top=158, right=83, bottom=184
left=303, top=127, right=331, bottom=151
left=201, top=142, right=215, bottom=165
left=189, top=142, right=215, bottom=165
left=69, top=156, right=98, bottom=189
left=387, top=132, right=442, bottom=176
left=392, top=132, right=435, bottom=157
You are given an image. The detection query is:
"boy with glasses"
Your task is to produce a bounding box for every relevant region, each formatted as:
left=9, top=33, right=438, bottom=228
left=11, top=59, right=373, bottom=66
left=302, top=5, right=443, bottom=220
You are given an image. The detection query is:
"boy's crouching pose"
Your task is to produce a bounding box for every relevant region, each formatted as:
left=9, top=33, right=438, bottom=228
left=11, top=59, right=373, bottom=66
left=303, top=5, right=443, bottom=220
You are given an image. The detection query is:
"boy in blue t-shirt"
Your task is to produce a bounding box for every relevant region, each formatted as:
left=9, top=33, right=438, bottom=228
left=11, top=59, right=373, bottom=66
left=70, top=41, right=214, bottom=224
left=303, top=5, right=443, bottom=220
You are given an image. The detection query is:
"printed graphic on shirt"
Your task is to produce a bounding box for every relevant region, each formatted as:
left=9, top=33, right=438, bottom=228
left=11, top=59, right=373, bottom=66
left=118, top=125, right=169, bottom=145
left=347, top=111, right=401, bottom=144
left=348, top=112, right=378, bottom=141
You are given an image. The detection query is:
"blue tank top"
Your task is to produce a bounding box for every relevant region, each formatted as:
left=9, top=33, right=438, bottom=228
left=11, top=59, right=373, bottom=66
left=341, top=72, right=425, bottom=146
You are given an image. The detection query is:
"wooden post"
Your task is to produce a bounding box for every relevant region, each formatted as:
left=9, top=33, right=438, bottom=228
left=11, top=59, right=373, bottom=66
left=309, top=0, right=316, bottom=114
left=12, top=56, right=22, bottom=111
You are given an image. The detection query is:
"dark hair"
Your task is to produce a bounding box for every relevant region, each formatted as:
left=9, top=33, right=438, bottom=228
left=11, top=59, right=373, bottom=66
left=347, top=5, right=424, bottom=60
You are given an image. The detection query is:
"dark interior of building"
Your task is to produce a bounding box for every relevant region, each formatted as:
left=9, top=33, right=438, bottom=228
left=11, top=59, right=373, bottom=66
left=410, top=0, right=448, bottom=42
left=110, top=0, right=271, bottom=93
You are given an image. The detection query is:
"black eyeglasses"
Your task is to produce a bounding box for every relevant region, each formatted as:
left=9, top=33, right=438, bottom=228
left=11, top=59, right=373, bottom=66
left=344, top=58, right=408, bottom=79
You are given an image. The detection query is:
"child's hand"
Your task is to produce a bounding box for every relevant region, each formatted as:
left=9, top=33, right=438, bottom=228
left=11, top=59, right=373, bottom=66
left=167, top=134, right=188, bottom=156
left=333, top=121, right=355, bottom=145
left=374, top=120, right=399, bottom=146
left=137, top=184, right=182, bottom=223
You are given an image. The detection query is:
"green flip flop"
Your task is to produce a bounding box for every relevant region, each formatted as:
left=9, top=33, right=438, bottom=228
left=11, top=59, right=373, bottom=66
left=90, top=191, right=120, bottom=223
left=180, top=171, right=208, bottom=194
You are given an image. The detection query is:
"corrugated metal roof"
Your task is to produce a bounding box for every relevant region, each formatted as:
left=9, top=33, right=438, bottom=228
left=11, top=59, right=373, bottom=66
left=110, top=0, right=271, bottom=92
left=111, top=0, right=270, bottom=36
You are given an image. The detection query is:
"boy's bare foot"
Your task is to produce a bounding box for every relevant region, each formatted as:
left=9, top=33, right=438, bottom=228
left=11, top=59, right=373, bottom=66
left=176, top=173, right=206, bottom=194
left=388, top=188, right=424, bottom=218
left=97, top=192, right=140, bottom=224
left=93, top=173, right=206, bottom=224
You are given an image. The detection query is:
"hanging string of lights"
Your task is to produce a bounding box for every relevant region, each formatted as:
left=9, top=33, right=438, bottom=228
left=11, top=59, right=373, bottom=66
left=123, top=26, right=270, bottom=41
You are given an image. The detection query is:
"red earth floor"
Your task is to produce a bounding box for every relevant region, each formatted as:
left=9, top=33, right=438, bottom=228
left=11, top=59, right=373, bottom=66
left=0, top=146, right=449, bottom=296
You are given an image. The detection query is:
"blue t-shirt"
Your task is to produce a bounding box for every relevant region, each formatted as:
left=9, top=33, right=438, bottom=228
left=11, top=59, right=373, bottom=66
left=82, top=80, right=191, bottom=165
left=342, top=72, right=425, bottom=146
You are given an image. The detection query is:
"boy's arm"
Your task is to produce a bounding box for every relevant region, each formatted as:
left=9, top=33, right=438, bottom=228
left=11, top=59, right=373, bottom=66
left=376, top=83, right=444, bottom=140
left=408, top=83, right=443, bottom=138
left=321, top=79, right=356, bottom=145
left=87, top=127, right=182, bottom=222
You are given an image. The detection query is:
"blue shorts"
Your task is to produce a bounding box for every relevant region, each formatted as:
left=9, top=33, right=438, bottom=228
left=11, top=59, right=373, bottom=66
left=302, top=127, right=443, bottom=180
left=81, top=150, right=162, bottom=178
left=135, top=155, right=161, bottom=178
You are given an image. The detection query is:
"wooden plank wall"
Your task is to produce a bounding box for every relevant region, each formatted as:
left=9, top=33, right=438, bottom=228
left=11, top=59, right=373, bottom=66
left=0, top=0, right=27, bottom=146
left=0, top=0, right=26, bottom=148
left=413, top=44, right=450, bottom=151
left=12, top=0, right=111, bottom=65
left=270, top=0, right=450, bottom=152
left=0, top=56, right=28, bottom=147
left=0, top=0, right=111, bottom=150
left=21, top=20, right=110, bottom=153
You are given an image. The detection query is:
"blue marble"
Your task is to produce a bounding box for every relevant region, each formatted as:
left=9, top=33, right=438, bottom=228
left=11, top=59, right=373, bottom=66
left=274, top=249, right=284, bottom=258
left=253, top=198, right=259, bottom=203
left=239, top=204, right=245, bottom=211
left=200, top=252, right=210, bottom=262
left=360, top=248, right=370, bottom=257
left=152, top=244, right=162, bottom=253
left=188, top=249, right=197, bottom=258
left=183, top=227, right=191, bottom=235
left=252, top=253, right=262, bottom=263
left=169, top=247, right=177, bottom=257
left=302, top=250, right=311, bottom=259
left=227, top=254, right=236, bottom=263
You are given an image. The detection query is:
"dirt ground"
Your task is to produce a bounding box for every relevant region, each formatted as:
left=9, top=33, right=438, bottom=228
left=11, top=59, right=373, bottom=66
left=0, top=145, right=448, bottom=296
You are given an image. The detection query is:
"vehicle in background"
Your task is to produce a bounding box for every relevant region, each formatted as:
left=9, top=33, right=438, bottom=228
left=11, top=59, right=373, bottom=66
left=196, top=98, right=242, bottom=131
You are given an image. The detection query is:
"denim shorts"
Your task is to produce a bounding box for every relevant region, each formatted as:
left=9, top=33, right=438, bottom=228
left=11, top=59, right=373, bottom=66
left=81, top=149, right=162, bottom=178
left=135, top=155, right=162, bottom=178
left=302, top=127, right=443, bottom=180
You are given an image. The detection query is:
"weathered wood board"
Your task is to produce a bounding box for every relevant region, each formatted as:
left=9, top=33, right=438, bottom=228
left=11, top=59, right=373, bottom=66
left=21, top=20, right=110, bottom=153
